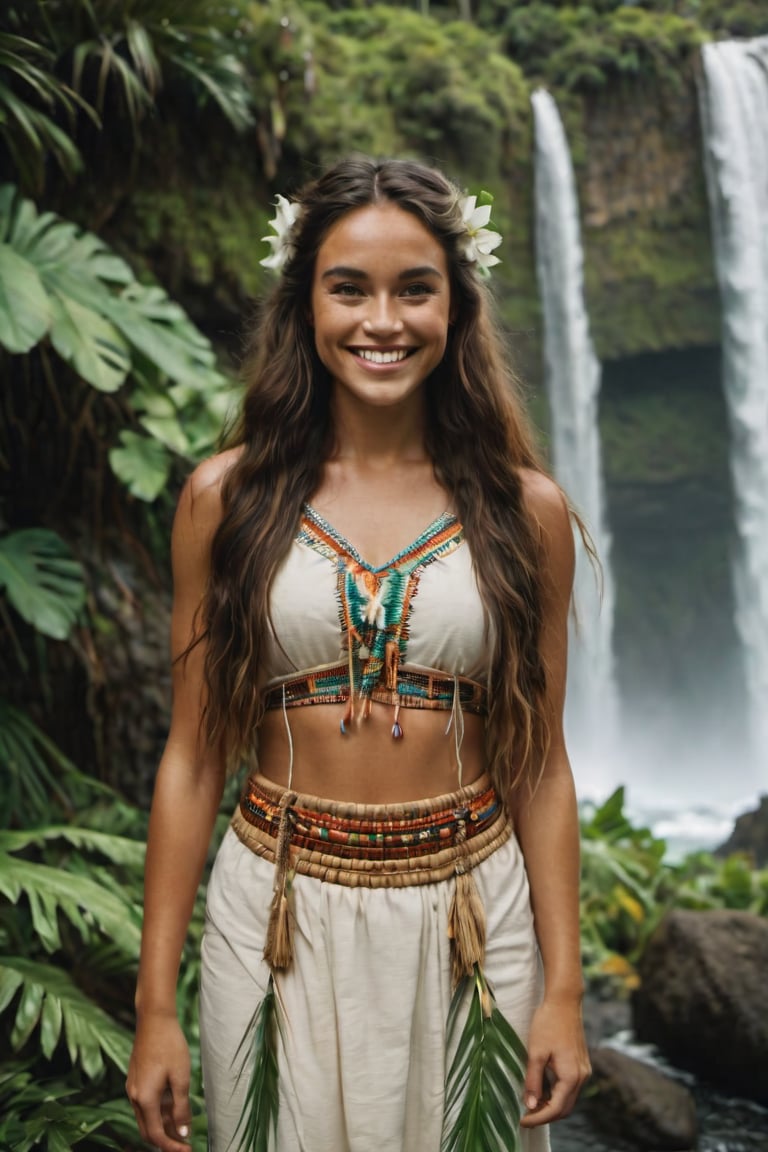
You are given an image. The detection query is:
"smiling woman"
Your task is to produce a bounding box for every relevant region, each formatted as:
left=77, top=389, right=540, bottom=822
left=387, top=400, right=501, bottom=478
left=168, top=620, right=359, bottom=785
left=310, top=201, right=452, bottom=411
left=126, top=156, right=591, bottom=1152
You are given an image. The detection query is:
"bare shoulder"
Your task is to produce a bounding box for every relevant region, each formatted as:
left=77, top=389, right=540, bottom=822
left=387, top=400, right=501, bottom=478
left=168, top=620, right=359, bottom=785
left=518, top=467, right=571, bottom=535
left=518, top=467, right=575, bottom=591
left=175, top=448, right=242, bottom=539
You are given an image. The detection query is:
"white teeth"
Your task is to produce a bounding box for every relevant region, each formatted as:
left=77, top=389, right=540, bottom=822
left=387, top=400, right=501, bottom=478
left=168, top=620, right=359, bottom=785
left=357, top=348, right=409, bottom=364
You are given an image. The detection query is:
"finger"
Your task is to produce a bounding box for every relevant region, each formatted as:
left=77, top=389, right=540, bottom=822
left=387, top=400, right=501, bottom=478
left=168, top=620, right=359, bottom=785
left=169, top=1072, right=192, bottom=1143
left=520, top=1074, right=578, bottom=1127
left=126, top=1081, right=149, bottom=1144
left=523, top=1053, right=548, bottom=1115
left=149, top=1089, right=192, bottom=1152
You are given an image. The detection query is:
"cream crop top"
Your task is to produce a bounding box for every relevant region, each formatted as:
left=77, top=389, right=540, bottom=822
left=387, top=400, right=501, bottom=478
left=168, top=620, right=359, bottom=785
left=261, top=506, right=491, bottom=731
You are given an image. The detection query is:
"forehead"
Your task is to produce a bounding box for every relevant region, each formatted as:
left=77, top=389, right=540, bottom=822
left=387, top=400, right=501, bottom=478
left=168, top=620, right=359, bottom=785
left=315, top=202, right=448, bottom=272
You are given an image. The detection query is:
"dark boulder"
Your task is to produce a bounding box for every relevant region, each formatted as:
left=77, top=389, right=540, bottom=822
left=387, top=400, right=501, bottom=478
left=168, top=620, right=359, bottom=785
left=633, top=909, right=768, bottom=1105
left=715, top=795, right=768, bottom=867
left=585, top=1045, right=697, bottom=1150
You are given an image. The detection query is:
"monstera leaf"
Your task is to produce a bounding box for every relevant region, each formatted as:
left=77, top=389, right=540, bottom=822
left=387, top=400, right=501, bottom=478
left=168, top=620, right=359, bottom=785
left=0, top=185, right=237, bottom=498
left=0, top=529, right=85, bottom=641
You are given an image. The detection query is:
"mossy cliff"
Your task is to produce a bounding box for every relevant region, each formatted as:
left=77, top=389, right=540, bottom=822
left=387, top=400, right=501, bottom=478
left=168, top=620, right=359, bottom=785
left=78, top=0, right=768, bottom=366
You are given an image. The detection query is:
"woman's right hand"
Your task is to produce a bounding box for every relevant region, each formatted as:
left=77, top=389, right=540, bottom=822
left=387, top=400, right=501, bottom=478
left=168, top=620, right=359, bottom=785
left=127, top=1011, right=192, bottom=1150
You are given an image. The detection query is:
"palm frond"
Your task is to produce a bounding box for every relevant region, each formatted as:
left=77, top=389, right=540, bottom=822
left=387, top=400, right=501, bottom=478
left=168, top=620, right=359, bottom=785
left=0, top=845, right=142, bottom=955
left=0, top=957, right=133, bottom=1077
left=441, top=964, right=526, bottom=1152
left=232, top=974, right=281, bottom=1152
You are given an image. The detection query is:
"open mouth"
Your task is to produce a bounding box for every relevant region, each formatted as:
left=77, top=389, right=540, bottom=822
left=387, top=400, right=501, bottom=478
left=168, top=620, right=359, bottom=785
left=353, top=348, right=413, bottom=365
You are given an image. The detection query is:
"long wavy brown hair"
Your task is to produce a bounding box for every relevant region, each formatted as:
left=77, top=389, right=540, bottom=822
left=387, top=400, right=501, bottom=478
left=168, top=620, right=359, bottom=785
left=202, top=155, right=559, bottom=797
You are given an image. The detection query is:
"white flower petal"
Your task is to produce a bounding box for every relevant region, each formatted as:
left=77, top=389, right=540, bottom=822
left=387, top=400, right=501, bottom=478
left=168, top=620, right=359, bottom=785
left=460, top=195, right=477, bottom=223
left=475, top=229, right=502, bottom=254
left=467, top=204, right=492, bottom=232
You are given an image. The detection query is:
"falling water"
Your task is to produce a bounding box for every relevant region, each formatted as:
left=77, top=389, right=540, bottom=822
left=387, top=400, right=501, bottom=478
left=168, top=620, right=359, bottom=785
left=699, top=38, right=768, bottom=762
left=531, top=88, right=619, bottom=798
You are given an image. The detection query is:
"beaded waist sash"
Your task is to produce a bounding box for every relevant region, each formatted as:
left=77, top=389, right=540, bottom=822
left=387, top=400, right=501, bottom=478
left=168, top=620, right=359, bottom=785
left=231, top=772, right=511, bottom=889
left=262, top=663, right=488, bottom=716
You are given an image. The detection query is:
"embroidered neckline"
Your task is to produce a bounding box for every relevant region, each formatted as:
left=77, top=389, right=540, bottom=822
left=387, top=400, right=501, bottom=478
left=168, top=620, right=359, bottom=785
left=296, top=504, right=466, bottom=736
left=301, top=503, right=462, bottom=573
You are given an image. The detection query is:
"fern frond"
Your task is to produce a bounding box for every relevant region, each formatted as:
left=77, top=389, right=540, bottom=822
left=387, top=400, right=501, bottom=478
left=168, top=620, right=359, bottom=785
left=441, top=964, right=527, bottom=1152
left=232, top=974, right=281, bottom=1152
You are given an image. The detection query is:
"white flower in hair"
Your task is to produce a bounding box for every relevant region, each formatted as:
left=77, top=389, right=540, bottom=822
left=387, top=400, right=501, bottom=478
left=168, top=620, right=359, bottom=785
left=459, top=194, right=502, bottom=273
left=260, top=194, right=302, bottom=272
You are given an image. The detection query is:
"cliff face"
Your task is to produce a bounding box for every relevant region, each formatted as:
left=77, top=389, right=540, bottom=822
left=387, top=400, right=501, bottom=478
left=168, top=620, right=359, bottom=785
left=98, top=64, right=720, bottom=369
left=580, top=71, right=720, bottom=361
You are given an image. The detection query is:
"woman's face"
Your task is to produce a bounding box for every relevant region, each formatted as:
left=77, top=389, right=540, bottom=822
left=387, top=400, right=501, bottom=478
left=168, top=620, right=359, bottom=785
left=310, top=201, right=452, bottom=412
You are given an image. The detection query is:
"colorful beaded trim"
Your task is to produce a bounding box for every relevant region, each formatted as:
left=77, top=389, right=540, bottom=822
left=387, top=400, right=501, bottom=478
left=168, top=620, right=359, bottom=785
left=238, top=777, right=501, bottom=863
left=262, top=664, right=488, bottom=715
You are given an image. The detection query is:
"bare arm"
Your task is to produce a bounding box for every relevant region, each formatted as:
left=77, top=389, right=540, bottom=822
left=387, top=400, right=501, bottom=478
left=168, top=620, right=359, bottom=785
left=126, top=458, right=231, bottom=1151
left=514, top=471, right=591, bottom=1128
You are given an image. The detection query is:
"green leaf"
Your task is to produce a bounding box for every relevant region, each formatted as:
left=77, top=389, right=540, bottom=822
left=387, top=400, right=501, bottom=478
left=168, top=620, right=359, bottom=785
left=109, top=430, right=171, bottom=501
left=233, top=975, right=280, bottom=1152
left=48, top=293, right=130, bottom=392
left=0, top=243, right=50, bottom=353
left=441, top=966, right=525, bottom=1152
left=0, top=957, right=133, bottom=1076
left=0, top=825, right=146, bottom=870
left=0, top=529, right=85, bottom=640
left=0, top=851, right=142, bottom=957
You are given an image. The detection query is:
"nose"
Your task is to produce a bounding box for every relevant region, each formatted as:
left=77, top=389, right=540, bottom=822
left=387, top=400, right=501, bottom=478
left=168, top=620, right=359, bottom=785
left=362, top=294, right=404, bottom=337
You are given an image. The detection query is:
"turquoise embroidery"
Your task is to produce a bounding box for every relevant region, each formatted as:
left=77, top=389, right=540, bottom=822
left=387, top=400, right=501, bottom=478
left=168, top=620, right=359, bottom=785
left=298, top=506, right=465, bottom=700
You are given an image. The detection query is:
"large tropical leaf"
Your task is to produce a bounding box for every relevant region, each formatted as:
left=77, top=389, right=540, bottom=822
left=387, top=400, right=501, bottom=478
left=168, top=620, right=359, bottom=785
left=0, top=184, right=234, bottom=496
left=0, top=846, right=142, bottom=956
left=1, top=824, right=146, bottom=870
left=0, top=243, right=50, bottom=353
left=109, top=429, right=172, bottom=500
left=0, top=957, right=133, bottom=1077
left=47, top=293, right=130, bottom=393
left=0, top=529, right=85, bottom=641
left=441, top=965, right=526, bottom=1152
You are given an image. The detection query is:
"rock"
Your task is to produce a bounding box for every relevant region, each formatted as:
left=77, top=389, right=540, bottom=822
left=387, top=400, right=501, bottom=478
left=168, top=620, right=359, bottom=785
left=633, top=909, right=768, bottom=1105
left=715, top=795, right=768, bottom=867
left=582, top=986, right=633, bottom=1049
left=585, top=1045, right=697, bottom=1150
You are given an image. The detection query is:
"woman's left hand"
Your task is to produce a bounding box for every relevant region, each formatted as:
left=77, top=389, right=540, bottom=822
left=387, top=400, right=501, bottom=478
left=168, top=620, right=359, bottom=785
left=519, top=996, right=591, bottom=1127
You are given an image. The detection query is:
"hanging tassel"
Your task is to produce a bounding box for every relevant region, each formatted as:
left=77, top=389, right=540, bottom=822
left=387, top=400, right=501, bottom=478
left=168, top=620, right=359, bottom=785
left=448, top=869, right=487, bottom=986
left=447, top=812, right=486, bottom=986
left=263, top=790, right=298, bottom=971
left=391, top=699, right=403, bottom=740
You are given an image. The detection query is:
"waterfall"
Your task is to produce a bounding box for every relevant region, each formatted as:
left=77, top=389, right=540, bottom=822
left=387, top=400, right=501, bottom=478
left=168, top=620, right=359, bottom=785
left=699, top=38, right=768, bottom=761
left=531, top=88, right=619, bottom=796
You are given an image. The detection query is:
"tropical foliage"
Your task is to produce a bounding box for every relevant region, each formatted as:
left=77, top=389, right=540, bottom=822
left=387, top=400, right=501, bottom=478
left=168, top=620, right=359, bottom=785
left=0, top=10, right=245, bottom=1136
left=580, top=787, right=768, bottom=990
left=0, top=185, right=235, bottom=500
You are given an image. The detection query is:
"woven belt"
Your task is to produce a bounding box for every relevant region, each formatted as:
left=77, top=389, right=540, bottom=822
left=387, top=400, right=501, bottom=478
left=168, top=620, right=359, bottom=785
left=262, top=664, right=488, bottom=716
left=231, top=772, right=512, bottom=888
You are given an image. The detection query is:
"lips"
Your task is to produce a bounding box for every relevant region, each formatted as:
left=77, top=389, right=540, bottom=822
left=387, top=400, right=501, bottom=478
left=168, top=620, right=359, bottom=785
left=352, top=348, right=413, bottom=364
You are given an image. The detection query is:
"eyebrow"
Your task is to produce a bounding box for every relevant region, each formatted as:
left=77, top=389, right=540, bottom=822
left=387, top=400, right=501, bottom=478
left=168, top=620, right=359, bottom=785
left=320, top=265, right=444, bottom=281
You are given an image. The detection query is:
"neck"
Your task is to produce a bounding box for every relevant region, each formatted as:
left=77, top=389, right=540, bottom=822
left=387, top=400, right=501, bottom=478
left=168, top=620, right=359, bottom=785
left=328, top=389, right=428, bottom=465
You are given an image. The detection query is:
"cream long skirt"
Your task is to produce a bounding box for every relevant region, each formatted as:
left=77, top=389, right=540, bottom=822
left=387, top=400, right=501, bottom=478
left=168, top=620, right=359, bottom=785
left=200, top=824, right=550, bottom=1152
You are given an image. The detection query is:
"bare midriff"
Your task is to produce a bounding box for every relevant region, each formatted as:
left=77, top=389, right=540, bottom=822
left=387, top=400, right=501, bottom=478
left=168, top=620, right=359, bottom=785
left=256, top=703, right=488, bottom=804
